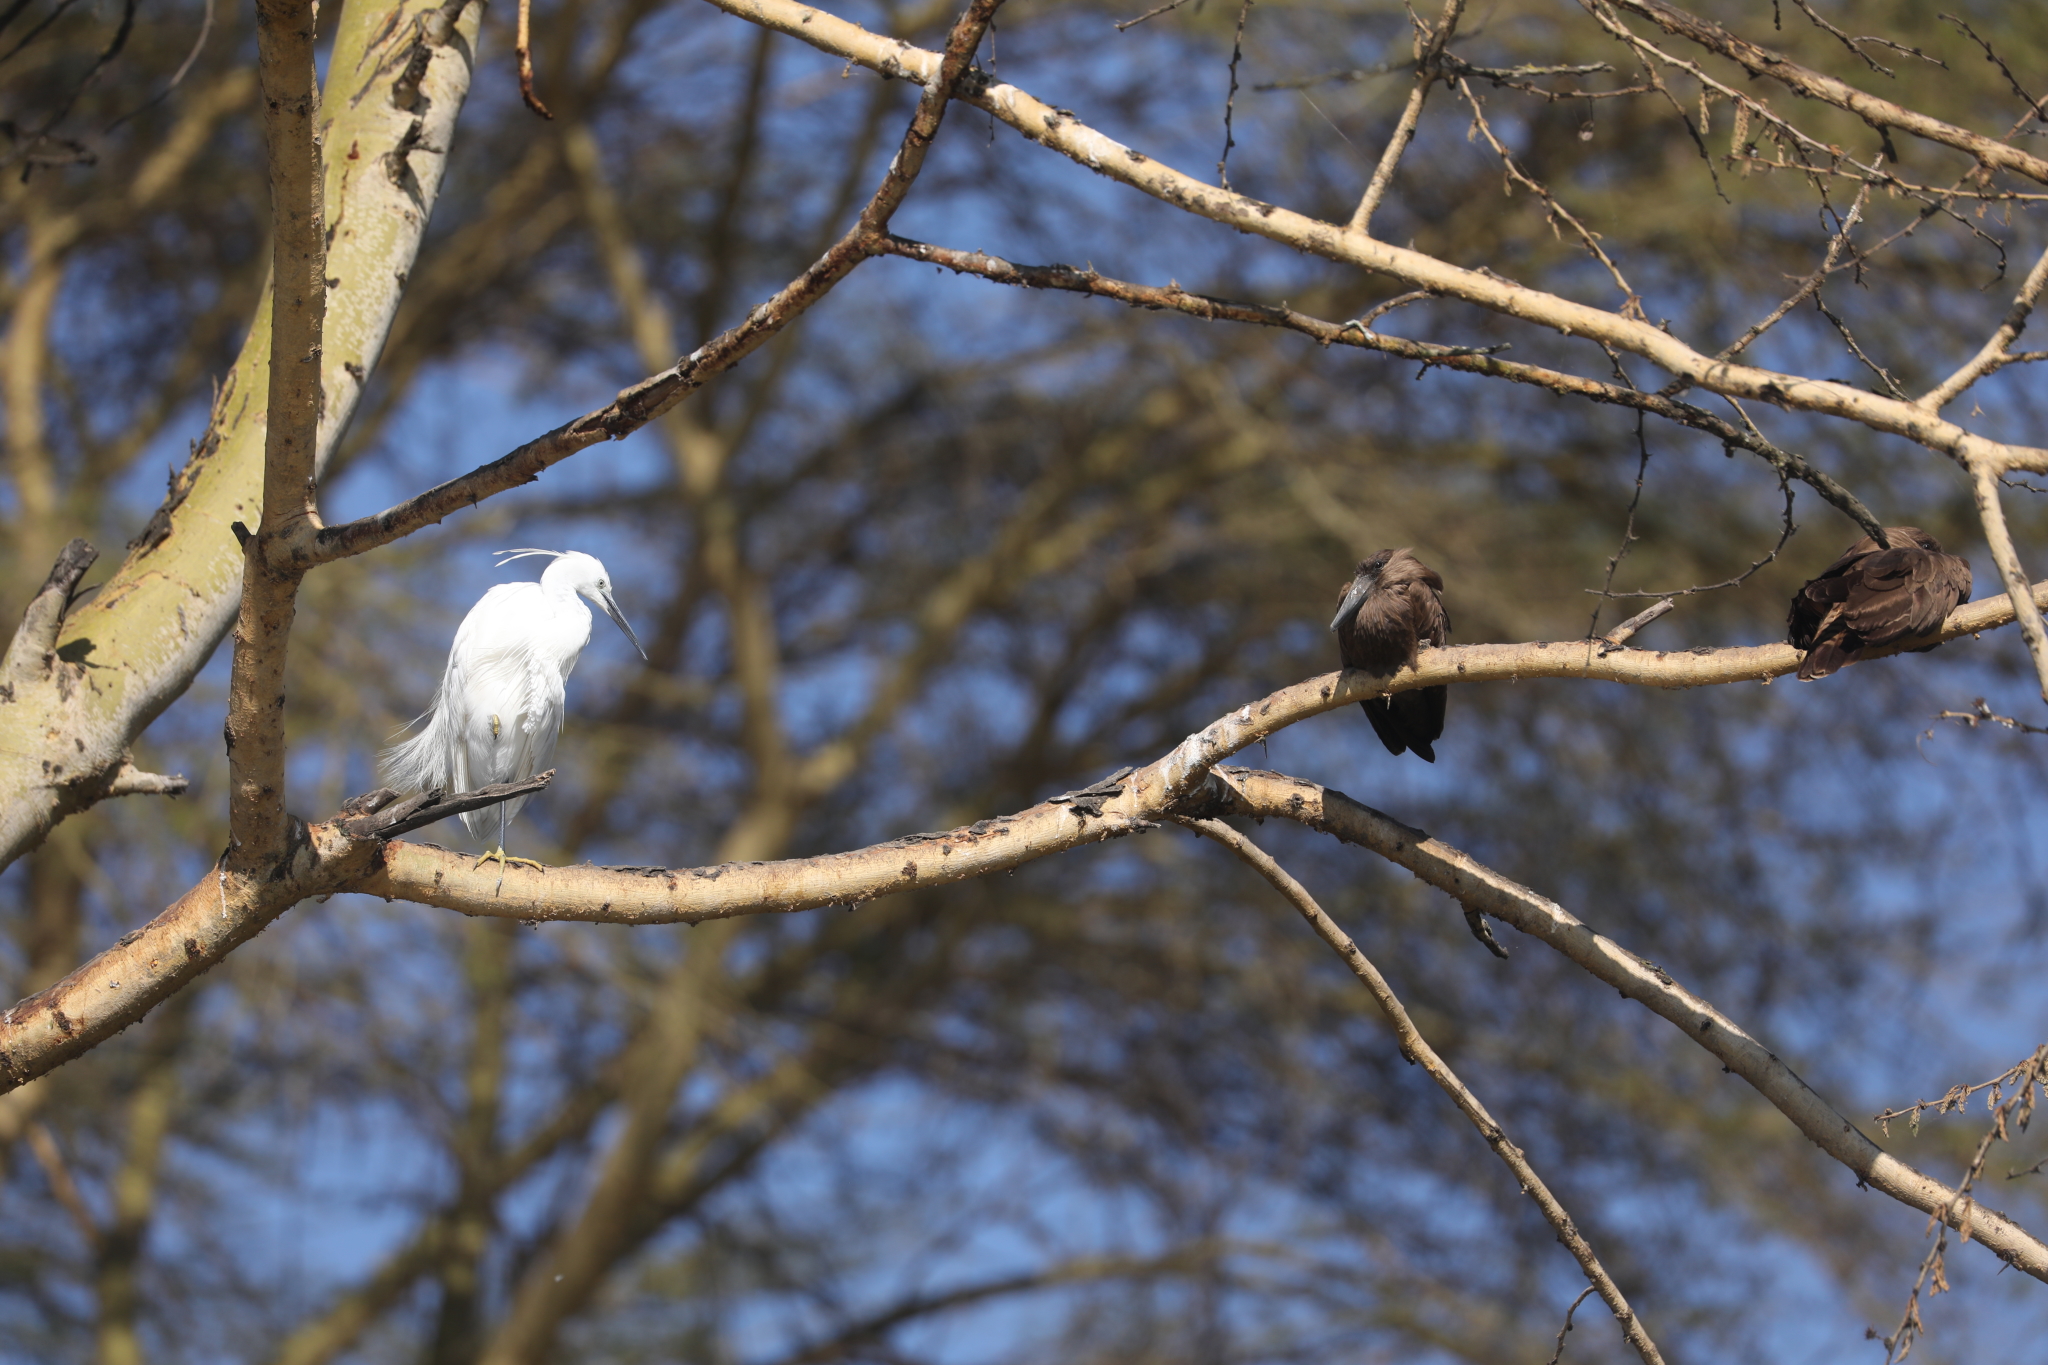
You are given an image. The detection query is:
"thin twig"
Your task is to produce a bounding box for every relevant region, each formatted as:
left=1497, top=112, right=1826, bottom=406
left=1452, top=72, right=1639, bottom=310
left=1215, top=0, right=1253, bottom=189
left=1589, top=412, right=1652, bottom=636
left=1599, top=598, right=1674, bottom=648
left=1708, top=171, right=1873, bottom=370
left=1174, top=816, right=1668, bottom=1365
left=1112, top=0, right=1194, bottom=33
left=517, top=0, right=552, bottom=118
left=1788, top=0, right=1893, bottom=76
left=1813, top=293, right=1909, bottom=399
left=1872, top=1045, right=2048, bottom=1362
left=1546, top=1286, right=1599, bottom=1365
left=1931, top=698, right=2048, bottom=738
left=1937, top=13, right=2047, bottom=128
left=1588, top=471, right=1798, bottom=600
left=1921, top=241, right=2048, bottom=411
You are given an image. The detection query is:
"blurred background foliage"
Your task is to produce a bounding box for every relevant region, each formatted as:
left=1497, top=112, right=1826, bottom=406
left=1, top=0, right=2047, bottom=1360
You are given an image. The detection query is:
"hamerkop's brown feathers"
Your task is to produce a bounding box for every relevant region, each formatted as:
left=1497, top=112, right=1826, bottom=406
left=1787, top=526, right=1971, bottom=681
left=1331, top=548, right=1450, bottom=761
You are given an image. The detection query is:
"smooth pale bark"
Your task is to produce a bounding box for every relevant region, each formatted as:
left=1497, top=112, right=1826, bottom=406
left=0, top=0, right=484, bottom=873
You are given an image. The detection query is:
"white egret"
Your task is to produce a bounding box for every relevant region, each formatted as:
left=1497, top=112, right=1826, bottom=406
left=382, top=549, right=646, bottom=880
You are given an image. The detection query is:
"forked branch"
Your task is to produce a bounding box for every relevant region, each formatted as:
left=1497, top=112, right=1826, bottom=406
left=1177, top=815, right=1667, bottom=1365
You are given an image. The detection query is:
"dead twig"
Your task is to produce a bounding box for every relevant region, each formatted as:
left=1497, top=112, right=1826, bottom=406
left=1873, top=1045, right=2048, bottom=1362
left=1930, top=699, right=2048, bottom=738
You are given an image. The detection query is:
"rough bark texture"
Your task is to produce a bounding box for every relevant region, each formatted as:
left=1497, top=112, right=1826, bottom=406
left=0, top=0, right=484, bottom=873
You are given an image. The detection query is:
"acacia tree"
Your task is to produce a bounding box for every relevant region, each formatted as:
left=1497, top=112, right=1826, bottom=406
left=3, top=0, right=2048, bottom=1359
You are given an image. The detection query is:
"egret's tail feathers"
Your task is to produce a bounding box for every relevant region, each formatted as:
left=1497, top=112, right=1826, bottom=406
left=379, top=707, right=454, bottom=797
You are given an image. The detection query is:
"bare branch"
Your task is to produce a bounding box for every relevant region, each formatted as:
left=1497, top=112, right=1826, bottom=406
left=1921, top=241, right=2048, bottom=411
left=310, top=0, right=1004, bottom=565
left=1871, top=1046, right=2048, bottom=1361
left=702, top=0, right=2048, bottom=475
left=1547, top=1286, right=1600, bottom=1365
left=1938, top=12, right=2048, bottom=129
left=1709, top=174, right=1873, bottom=370
left=1190, top=768, right=2048, bottom=1283
left=225, top=0, right=325, bottom=866
left=1930, top=698, right=2048, bottom=738
left=1350, top=0, right=1465, bottom=235
left=1215, top=0, right=1252, bottom=190
left=1604, top=0, right=2048, bottom=187
left=1179, top=815, right=1668, bottom=1364
left=103, top=764, right=188, bottom=799
left=10, top=580, right=2048, bottom=1094
left=517, top=0, right=552, bottom=118
left=0, top=537, right=96, bottom=687
left=870, top=235, right=1887, bottom=540
left=1969, top=463, right=2048, bottom=704
left=1451, top=71, right=1639, bottom=309
left=1600, top=598, right=1674, bottom=647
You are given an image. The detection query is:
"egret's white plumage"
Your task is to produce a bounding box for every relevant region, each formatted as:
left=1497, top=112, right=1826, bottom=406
left=382, top=549, right=645, bottom=858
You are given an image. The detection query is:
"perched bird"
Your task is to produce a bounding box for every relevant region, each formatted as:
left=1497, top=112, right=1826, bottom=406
left=1331, top=548, right=1451, bottom=762
left=1787, top=526, right=1971, bottom=681
left=382, top=549, right=646, bottom=876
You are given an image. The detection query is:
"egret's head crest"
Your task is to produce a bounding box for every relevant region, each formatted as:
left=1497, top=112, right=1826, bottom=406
left=494, top=547, right=564, bottom=568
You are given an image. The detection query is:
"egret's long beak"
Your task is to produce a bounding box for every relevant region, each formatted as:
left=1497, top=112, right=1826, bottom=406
left=1330, top=576, right=1373, bottom=633
left=600, top=590, right=648, bottom=660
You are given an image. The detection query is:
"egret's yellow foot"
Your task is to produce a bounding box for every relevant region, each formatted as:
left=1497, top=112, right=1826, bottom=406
left=477, top=845, right=545, bottom=897
left=474, top=846, right=546, bottom=873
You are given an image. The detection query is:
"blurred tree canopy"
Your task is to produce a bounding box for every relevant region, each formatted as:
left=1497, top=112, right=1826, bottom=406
left=1, top=0, right=2047, bottom=1362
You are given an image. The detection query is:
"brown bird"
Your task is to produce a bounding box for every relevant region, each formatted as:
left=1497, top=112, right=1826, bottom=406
left=1331, top=548, right=1451, bottom=761
left=1787, top=526, right=1971, bottom=681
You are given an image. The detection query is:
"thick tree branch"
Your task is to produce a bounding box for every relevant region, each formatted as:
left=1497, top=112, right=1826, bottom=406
left=700, top=0, right=2048, bottom=475
left=8, top=580, right=2045, bottom=1091
left=0, top=0, right=483, bottom=874
left=361, top=575, right=2048, bottom=923
left=1191, top=767, right=2048, bottom=1284
left=1178, top=816, right=1666, bottom=1364
left=0, top=777, right=548, bottom=1092
left=226, top=0, right=326, bottom=865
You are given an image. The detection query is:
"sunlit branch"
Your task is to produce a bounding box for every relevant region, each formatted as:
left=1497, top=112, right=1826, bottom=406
left=1349, top=0, right=1464, bottom=234
left=1922, top=242, right=2048, bottom=412
left=699, top=0, right=2048, bottom=476
left=8, top=579, right=2047, bottom=1095
left=1969, top=463, right=2048, bottom=703
left=1191, top=767, right=2048, bottom=1284
left=870, top=236, right=1887, bottom=539
left=1603, top=0, right=2048, bottom=187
